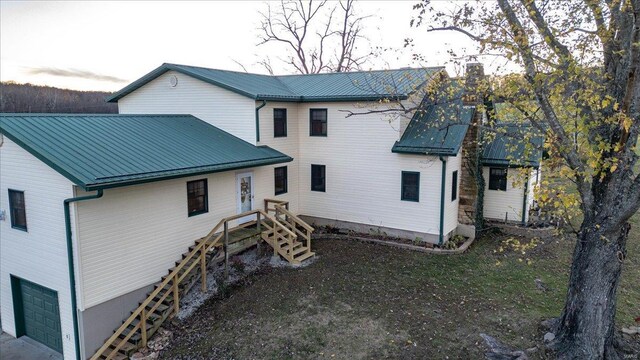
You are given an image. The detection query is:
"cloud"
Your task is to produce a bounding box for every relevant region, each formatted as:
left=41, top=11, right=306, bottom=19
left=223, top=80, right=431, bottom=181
left=28, top=67, right=127, bottom=83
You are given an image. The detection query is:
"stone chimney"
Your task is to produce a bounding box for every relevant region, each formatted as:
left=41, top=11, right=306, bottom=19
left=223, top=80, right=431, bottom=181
left=462, top=62, right=485, bottom=106
left=457, top=63, right=486, bottom=235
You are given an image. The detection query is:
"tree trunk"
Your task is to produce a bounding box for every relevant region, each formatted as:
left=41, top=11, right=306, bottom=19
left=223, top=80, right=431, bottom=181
left=553, top=222, right=630, bottom=360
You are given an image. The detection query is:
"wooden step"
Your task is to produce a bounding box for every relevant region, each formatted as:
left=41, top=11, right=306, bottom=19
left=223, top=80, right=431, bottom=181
left=281, top=242, right=303, bottom=252
left=98, top=352, right=128, bottom=360
left=108, top=337, right=137, bottom=357
left=294, top=251, right=315, bottom=262
left=291, top=246, right=308, bottom=256
left=153, top=293, right=174, bottom=305
left=129, top=307, right=164, bottom=325
left=119, top=322, right=151, bottom=343
left=143, top=300, right=169, bottom=314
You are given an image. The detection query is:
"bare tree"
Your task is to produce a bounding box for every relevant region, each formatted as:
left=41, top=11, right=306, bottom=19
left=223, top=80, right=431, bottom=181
left=258, top=0, right=372, bottom=74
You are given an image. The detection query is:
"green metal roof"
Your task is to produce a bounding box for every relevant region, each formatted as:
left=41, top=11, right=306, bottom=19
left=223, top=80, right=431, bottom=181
left=481, top=124, right=543, bottom=168
left=107, top=63, right=444, bottom=103
left=392, top=84, right=474, bottom=156
left=0, top=114, right=292, bottom=190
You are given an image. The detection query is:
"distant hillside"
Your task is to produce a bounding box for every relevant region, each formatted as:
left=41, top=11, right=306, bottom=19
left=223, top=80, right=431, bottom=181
left=0, top=82, right=117, bottom=113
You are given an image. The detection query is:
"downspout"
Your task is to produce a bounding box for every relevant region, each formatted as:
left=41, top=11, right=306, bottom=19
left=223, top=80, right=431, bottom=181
left=439, top=156, right=447, bottom=245
left=521, top=172, right=529, bottom=225
left=64, top=189, right=103, bottom=360
left=255, top=100, right=267, bottom=143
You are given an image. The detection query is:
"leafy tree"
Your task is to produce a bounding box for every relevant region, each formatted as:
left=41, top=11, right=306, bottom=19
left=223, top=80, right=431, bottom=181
left=411, top=0, right=638, bottom=358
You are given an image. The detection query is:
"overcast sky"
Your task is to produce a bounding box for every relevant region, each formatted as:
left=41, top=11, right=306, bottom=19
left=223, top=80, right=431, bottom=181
left=0, top=1, right=497, bottom=92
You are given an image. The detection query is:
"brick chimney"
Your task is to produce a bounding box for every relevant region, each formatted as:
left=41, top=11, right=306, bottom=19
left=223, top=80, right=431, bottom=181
left=457, top=63, right=486, bottom=235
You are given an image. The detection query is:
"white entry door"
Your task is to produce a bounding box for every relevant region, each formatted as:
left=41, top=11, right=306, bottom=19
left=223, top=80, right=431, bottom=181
left=236, top=172, right=254, bottom=223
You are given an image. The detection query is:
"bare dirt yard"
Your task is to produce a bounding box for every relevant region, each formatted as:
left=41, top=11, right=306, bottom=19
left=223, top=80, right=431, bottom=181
left=159, top=222, right=639, bottom=360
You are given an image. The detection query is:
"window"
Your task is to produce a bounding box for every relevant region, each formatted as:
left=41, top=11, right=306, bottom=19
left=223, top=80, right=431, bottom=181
left=310, top=109, right=327, bottom=136
left=8, top=190, right=27, bottom=231
left=187, top=179, right=208, bottom=216
left=273, top=108, right=287, bottom=137
left=488, top=168, right=508, bottom=191
left=311, top=165, right=326, bottom=192
left=401, top=171, right=420, bottom=202
left=274, top=166, right=288, bottom=195
left=451, top=170, right=458, bottom=201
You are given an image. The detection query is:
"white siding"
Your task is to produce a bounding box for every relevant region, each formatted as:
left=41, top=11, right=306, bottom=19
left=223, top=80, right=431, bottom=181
left=255, top=101, right=301, bottom=213
left=483, top=167, right=536, bottom=222
left=525, top=168, right=539, bottom=222
left=0, top=138, right=78, bottom=359
left=296, top=102, right=446, bottom=237
left=443, top=152, right=462, bottom=235
left=75, top=166, right=275, bottom=308
left=117, top=70, right=257, bottom=144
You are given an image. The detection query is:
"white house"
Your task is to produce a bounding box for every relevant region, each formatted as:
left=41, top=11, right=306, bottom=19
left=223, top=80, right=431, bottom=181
left=0, top=63, right=541, bottom=360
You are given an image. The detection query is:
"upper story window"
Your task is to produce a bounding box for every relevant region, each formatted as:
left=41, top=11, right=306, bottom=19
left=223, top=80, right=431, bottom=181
left=274, top=166, right=288, bottom=195
left=310, top=109, right=327, bottom=136
left=488, top=168, right=508, bottom=191
left=311, top=164, right=326, bottom=192
left=187, top=179, right=208, bottom=216
left=451, top=170, right=458, bottom=201
left=401, top=171, right=420, bottom=202
left=273, top=108, right=287, bottom=138
left=8, top=189, right=27, bottom=231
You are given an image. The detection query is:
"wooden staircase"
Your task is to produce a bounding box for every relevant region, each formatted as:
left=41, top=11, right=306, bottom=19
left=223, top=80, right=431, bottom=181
left=262, top=199, right=315, bottom=264
left=91, top=200, right=313, bottom=360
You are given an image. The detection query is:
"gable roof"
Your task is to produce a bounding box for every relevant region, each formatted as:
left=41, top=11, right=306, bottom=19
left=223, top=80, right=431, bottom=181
left=392, top=81, right=474, bottom=156
left=106, top=63, right=444, bottom=103
left=0, top=114, right=292, bottom=190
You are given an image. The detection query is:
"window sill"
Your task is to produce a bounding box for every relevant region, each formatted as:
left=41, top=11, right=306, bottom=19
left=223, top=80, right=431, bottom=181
left=188, top=210, right=208, bottom=217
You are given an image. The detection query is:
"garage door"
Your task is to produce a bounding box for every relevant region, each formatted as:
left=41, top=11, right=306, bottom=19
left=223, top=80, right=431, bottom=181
left=13, top=277, right=63, bottom=353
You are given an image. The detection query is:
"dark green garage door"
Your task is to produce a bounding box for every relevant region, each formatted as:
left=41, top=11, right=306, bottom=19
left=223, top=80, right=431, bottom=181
left=12, top=277, right=63, bottom=353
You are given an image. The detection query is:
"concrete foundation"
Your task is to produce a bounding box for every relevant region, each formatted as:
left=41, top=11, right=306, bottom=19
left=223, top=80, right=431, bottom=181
left=455, top=224, right=476, bottom=240
left=78, top=285, right=152, bottom=359
left=299, top=215, right=453, bottom=244
left=77, top=235, right=261, bottom=359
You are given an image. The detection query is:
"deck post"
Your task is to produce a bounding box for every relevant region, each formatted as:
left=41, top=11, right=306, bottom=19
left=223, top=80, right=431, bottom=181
left=172, top=275, right=179, bottom=315
left=257, top=212, right=261, bottom=233
left=200, top=246, right=207, bottom=292
left=140, top=307, right=147, bottom=347
left=224, top=221, right=229, bottom=280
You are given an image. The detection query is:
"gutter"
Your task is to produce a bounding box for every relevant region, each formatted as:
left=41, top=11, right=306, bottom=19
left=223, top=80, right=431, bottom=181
left=255, top=100, right=267, bottom=143
left=439, top=156, right=447, bottom=245
left=64, top=189, right=103, bottom=360
left=521, top=172, right=529, bottom=225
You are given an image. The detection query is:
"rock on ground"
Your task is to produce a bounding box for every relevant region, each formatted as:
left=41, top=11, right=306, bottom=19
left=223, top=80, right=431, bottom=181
left=480, top=333, right=528, bottom=360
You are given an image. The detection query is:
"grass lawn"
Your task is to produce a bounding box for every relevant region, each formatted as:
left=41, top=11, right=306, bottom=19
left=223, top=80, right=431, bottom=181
left=160, top=218, right=639, bottom=360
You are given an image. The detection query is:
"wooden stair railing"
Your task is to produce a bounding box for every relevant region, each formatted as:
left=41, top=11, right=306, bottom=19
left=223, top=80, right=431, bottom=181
left=274, top=204, right=314, bottom=249
left=263, top=199, right=315, bottom=263
left=91, top=209, right=297, bottom=360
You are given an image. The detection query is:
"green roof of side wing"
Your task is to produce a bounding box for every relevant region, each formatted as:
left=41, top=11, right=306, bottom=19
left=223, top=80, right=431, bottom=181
left=107, top=63, right=444, bottom=103
left=0, top=114, right=292, bottom=190
left=392, top=83, right=474, bottom=156
left=481, top=124, right=543, bottom=168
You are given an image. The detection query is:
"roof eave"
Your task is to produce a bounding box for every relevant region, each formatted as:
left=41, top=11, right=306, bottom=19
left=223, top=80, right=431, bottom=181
left=84, top=155, right=293, bottom=191
left=481, top=159, right=540, bottom=169
left=254, top=94, right=410, bottom=103
left=107, top=63, right=260, bottom=103
left=391, top=144, right=458, bottom=157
